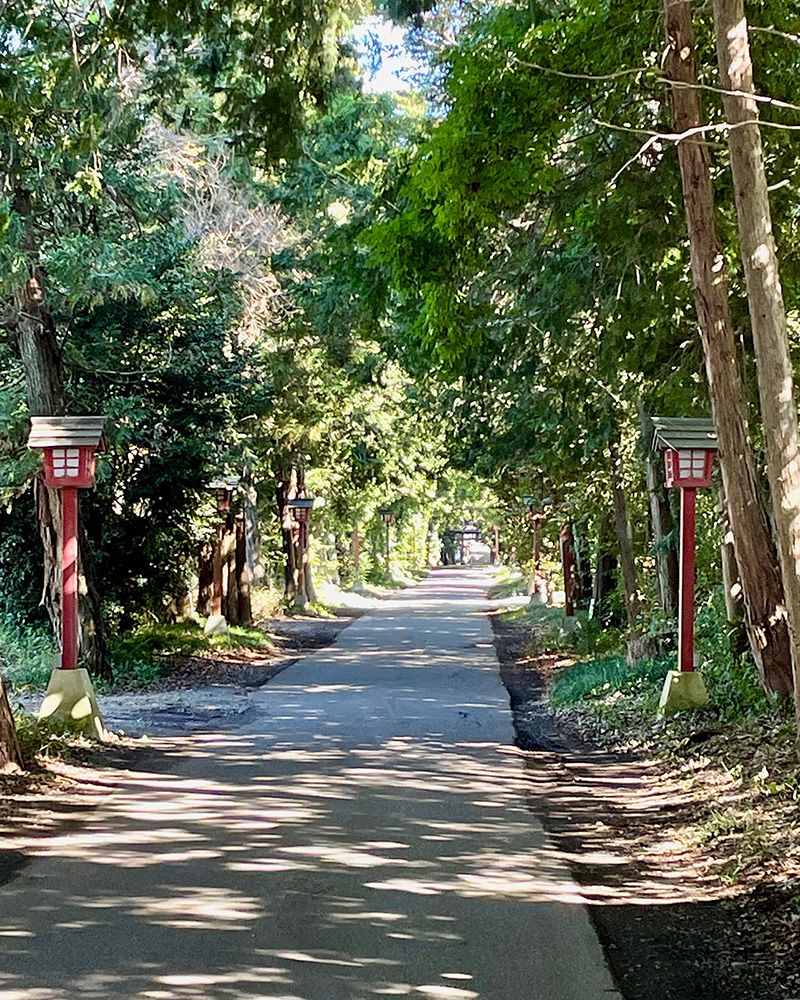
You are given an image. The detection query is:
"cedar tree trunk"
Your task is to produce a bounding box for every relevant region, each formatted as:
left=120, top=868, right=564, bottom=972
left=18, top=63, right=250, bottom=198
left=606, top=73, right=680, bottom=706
left=713, top=0, right=800, bottom=723
left=662, top=0, right=793, bottom=697
left=609, top=436, right=641, bottom=631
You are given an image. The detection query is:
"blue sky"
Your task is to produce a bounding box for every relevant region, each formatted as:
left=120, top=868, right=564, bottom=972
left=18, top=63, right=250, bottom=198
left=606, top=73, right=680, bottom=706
left=351, top=16, right=426, bottom=94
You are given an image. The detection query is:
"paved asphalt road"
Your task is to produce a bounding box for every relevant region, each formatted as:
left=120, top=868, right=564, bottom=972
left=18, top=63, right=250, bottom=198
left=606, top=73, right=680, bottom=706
left=0, top=569, right=621, bottom=1000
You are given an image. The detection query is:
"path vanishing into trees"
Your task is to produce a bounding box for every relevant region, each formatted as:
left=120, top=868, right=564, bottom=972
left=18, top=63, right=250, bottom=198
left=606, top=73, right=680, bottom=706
left=0, top=569, right=619, bottom=1000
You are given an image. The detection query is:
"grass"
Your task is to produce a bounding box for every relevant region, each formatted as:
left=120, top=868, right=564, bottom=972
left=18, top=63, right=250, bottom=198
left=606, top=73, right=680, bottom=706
left=13, top=709, right=93, bottom=762
left=549, top=653, right=673, bottom=710
left=0, top=622, right=57, bottom=693
left=104, top=620, right=273, bottom=691
left=487, top=568, right=528, bottom=600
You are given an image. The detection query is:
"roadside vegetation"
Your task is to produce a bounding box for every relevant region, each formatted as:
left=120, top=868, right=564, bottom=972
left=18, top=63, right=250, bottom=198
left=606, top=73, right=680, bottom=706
left=496, top=593, right=800, bottom=888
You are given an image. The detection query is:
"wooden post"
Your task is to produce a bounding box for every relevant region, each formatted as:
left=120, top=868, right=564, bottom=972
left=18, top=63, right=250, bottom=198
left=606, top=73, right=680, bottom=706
left=678, top=487, right=697, bottom=672
left=61, top=486, right=79, bottom=670
left=353, top=521, right=360, bottom=577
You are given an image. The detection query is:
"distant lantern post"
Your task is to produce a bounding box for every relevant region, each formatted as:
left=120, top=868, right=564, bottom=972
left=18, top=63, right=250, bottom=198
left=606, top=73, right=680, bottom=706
left=377, top=507, right=396, bottom=569
left=286, top=497, right=315, bottom=606
left=652, top=417, right=717, bottom=714
left=205, top=476, right=240, bottom=634
left=28, top=416, right=107, bottom=738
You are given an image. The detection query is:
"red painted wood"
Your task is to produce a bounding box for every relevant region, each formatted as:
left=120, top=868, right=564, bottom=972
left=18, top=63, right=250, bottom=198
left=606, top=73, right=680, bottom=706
left=62, top=487, right=79, bottom=670
left=678, top=487, right=697, bottom=672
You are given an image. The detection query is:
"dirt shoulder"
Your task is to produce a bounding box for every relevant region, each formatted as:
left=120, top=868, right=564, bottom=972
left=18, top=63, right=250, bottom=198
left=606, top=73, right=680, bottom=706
left=490, top=610, right=800, bottom=1000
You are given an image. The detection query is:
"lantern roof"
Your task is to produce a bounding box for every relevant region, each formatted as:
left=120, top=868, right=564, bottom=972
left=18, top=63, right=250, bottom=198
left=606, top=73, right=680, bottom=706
left=287, top=496, right=314, bottom=509
left=207, top=476, right=240, bottom=491
left=28, top=416, right=106, bottom=450
left=651, top=416, right=717, bottom=452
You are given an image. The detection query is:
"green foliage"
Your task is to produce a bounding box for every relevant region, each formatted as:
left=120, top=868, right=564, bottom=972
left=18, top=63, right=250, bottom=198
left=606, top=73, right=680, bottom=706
left=104, top=620, right=272, bottom=691
left=12, top=711, right=90, bottom=763
left=549, top=654, right=672, bottom=712
left=0, top=623, right=56, bottom=693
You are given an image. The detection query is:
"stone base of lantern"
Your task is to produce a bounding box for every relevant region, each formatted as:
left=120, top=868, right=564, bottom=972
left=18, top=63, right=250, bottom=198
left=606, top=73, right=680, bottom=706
left=203, top=614, right=228, bottom=636
left=38, top=668, right=108, bottom=740
left=659, top=669, right=709, bottom=716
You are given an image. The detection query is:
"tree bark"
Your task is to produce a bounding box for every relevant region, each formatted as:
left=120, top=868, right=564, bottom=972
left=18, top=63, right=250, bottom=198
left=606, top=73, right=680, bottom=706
left=609, top=436, right=641, bottom=631
left=197, top=540, right=214, bottom=616
left=277, top=467, right=306, bottom=604
left=713, top=0, right=800, bottom=721
left=662, top=0, right=793, bottom=697
left=560, top=523, right=576, bottom=617
left=235, top=513, right=252, bottom=624
left=0, top=674, right=22, bottom=773
left=640, top=404, right=679, bottom=618
left=592, top=512, right=621, bottom=626
left=242, top=472, right=264, bottom=587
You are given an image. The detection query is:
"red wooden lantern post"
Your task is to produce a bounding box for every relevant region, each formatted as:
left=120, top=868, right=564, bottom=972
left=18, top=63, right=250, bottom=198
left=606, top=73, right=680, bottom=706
left=652, top=417, right=717, bottom=713
left=28, top=416, right=107, bottom=737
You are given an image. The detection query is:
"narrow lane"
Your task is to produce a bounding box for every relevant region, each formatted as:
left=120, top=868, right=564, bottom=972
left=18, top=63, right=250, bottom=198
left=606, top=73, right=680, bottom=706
left=0, top=569, right=621, bottom=1000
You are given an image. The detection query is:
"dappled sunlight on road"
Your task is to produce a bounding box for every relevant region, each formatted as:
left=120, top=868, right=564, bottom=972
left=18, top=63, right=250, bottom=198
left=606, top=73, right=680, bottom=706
left=0, top=731, right=629, bottom=997
left=0, top=571, right=625, bottom=999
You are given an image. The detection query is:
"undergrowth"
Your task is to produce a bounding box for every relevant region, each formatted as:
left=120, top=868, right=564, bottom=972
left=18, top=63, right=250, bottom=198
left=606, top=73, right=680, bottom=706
left=104, top=621, right=273, bottom=692
left=509, top=595, right=800, bottom=884
left=0, top=622, right=56, bottom=692
left=12, top=709, right=92, bottom=764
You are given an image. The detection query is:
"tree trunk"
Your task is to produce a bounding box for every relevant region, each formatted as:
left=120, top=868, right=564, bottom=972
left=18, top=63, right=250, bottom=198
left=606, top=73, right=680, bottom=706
left=224, top=516, right=239, bottom=624
left=197, top=540, right=214, bottom=616
left=572, top=522, right=593, bottom=610
left=640, top=404, right=679, bottom=619
left=662, top=0, right=793, bottom=697
left=560, top=523, right=576, bottom=616
left=242, top=473, right=264, bottom=587
left=592, top=512, right=621, bottom=626
left=0, top=674, right=22, bottom=773
left=718, top=488, right=743, bottom=623
left=609, top=436, right=641, bottom=631
left=277, top=468, right=303, bottom=604
left=713, top=0, right=800, bottom=722
left=235, top=513, right=252, bottom=624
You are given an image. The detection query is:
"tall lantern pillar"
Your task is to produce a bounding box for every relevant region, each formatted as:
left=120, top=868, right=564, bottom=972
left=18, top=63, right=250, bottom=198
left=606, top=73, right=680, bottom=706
left=28, top=416, right=108, bottom=738
left=652, top=417, right=717, bottom=715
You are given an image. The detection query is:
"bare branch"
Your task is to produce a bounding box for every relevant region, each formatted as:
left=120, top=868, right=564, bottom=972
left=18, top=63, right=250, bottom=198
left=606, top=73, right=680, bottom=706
left=600, top=117, right=800, bottom=188
left=750, top=25, right=800, bottom=47
left=511, top=55, right=800, bottom=114
left=144, top=123, right=296, bottom=346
